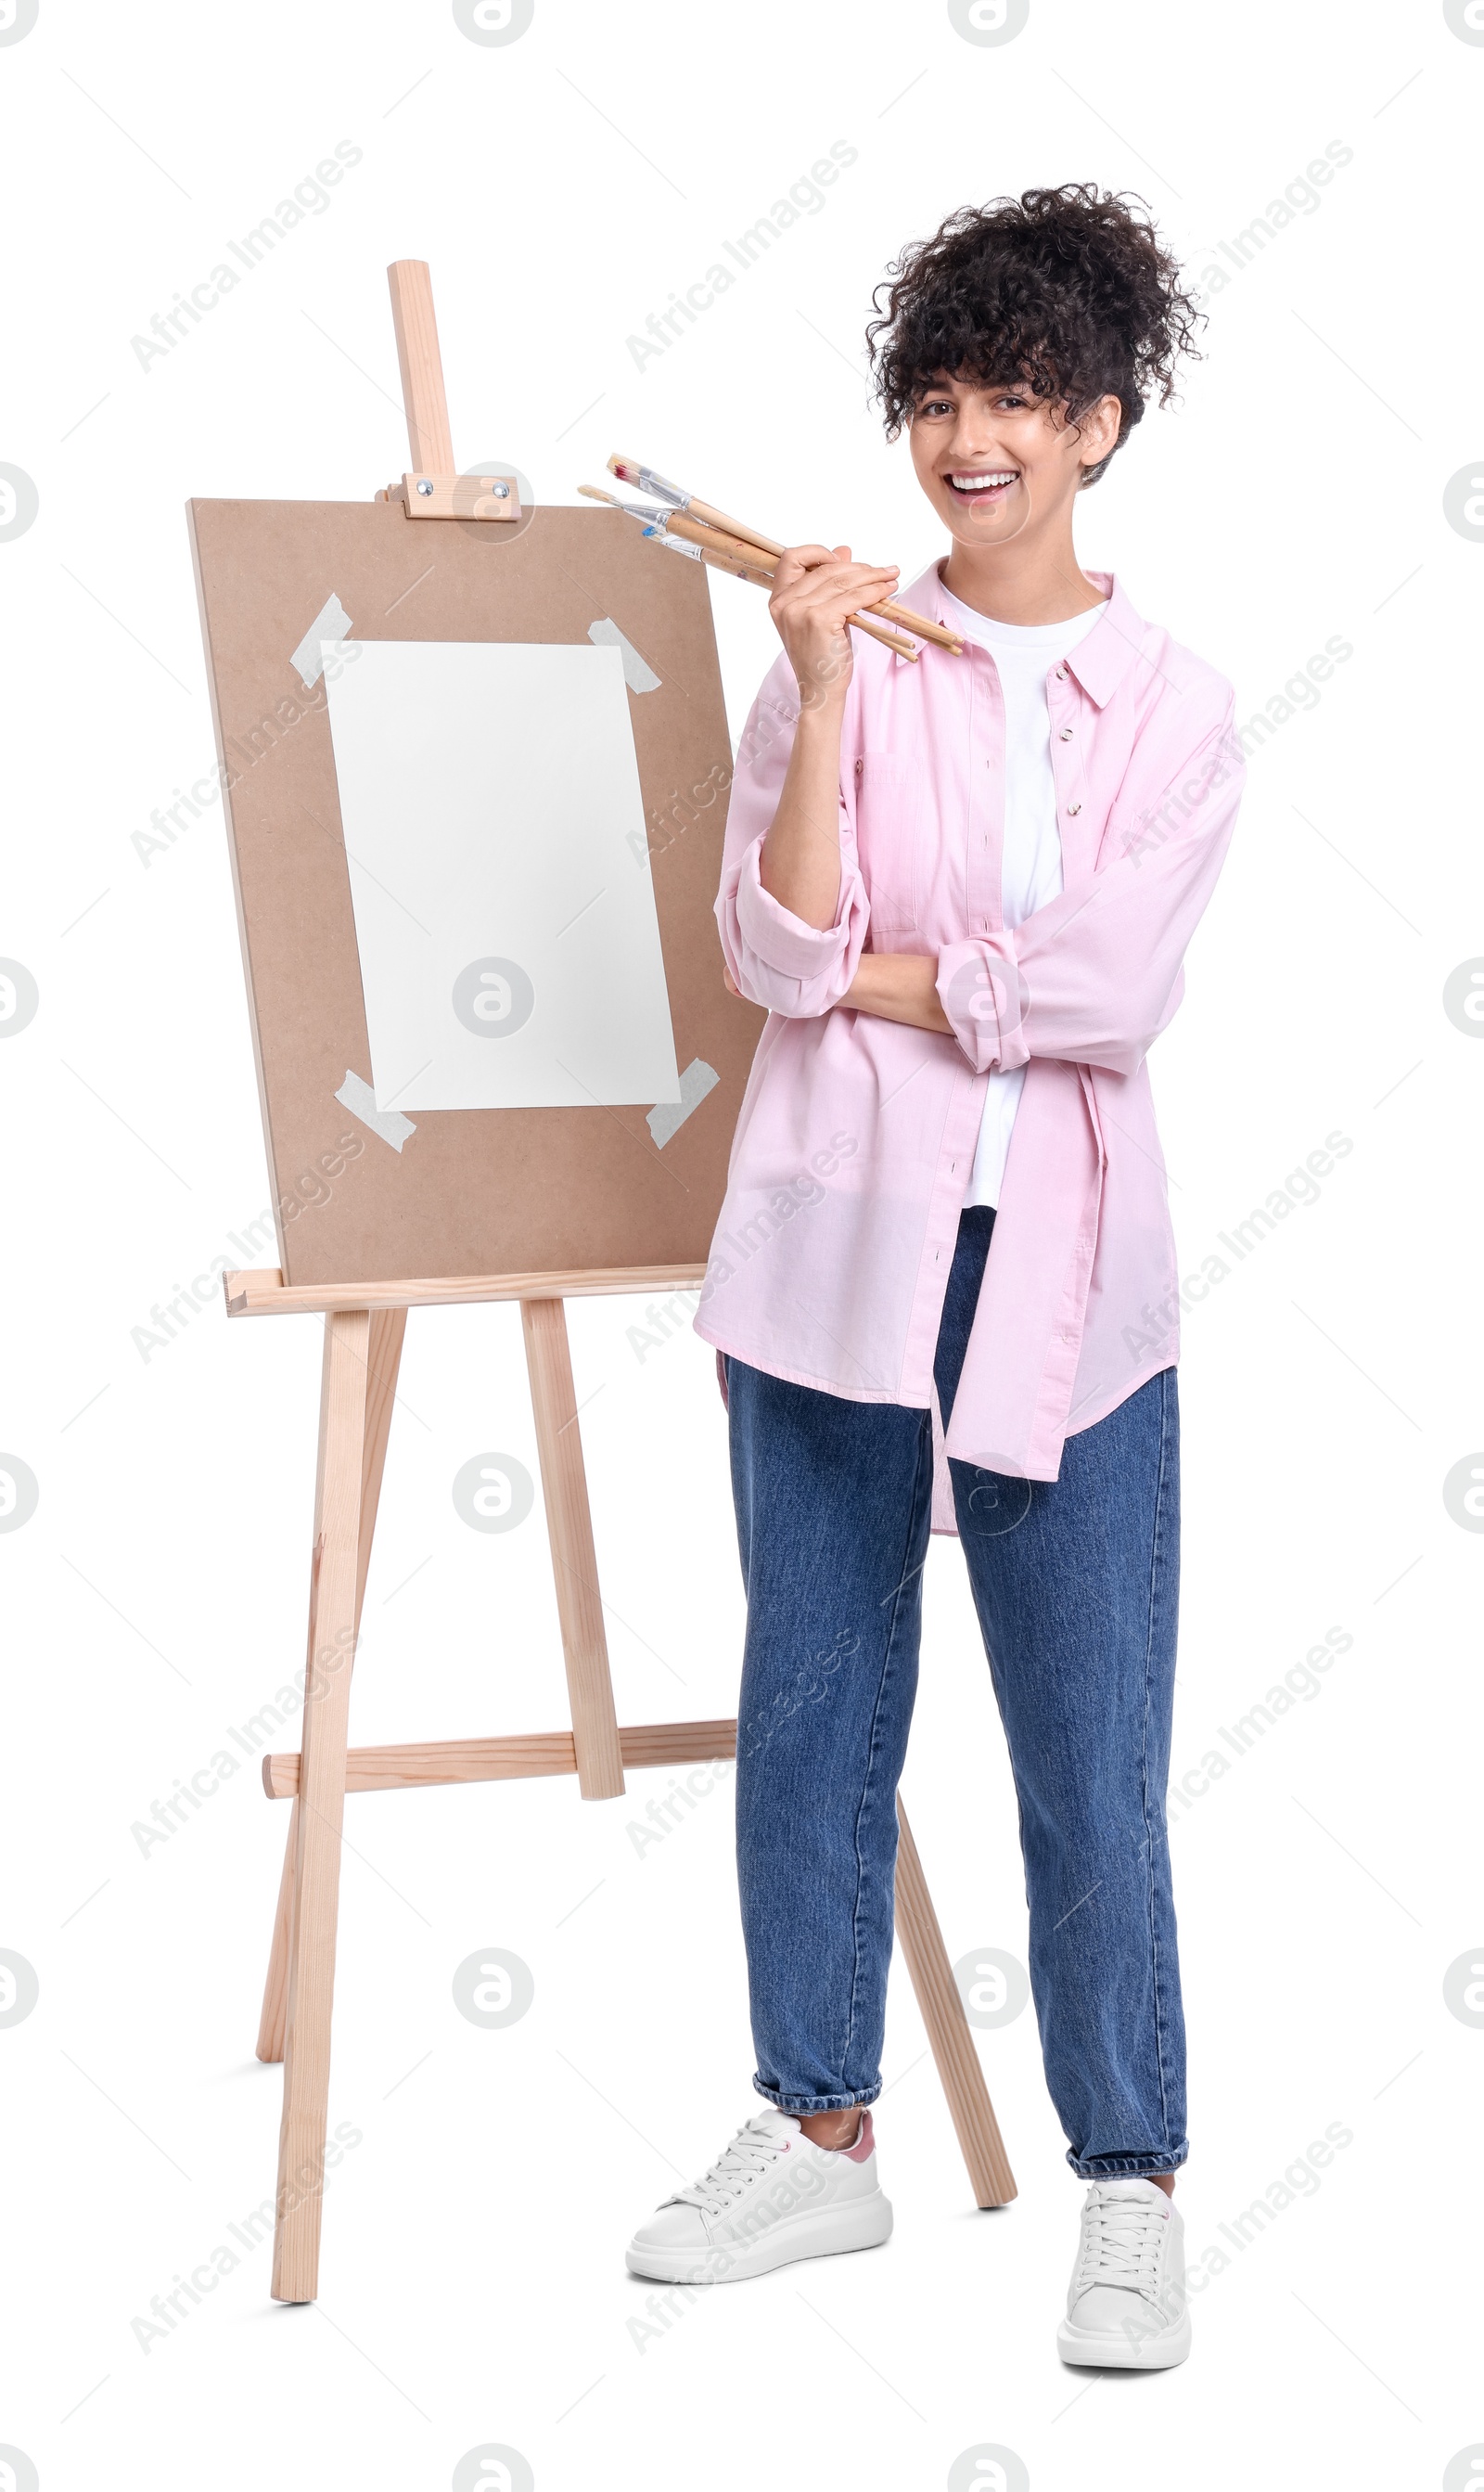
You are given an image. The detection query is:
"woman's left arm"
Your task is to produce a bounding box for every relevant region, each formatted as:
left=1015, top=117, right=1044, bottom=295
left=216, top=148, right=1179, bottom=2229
left=837, top=700, right=1245, bottom=1068
left=837, top=953, right=951, bottom=1033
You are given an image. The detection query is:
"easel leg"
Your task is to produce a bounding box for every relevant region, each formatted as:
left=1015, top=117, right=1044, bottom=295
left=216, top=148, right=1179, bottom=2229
left=270, top=1310, right=371, bottom=2303
left=894, top=1800, right=1017, bottom=2208
left=256, top=1309, right=406, bottom=2064
left=257, top=1800, right=299, bottom=2063
left=521, top=1298, right=624, bottom=1798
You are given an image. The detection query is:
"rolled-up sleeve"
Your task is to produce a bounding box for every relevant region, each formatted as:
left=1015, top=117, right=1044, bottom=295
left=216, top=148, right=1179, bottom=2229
left=716, top=661, right=870, bottom=1019
left=938, top=700, right=1245, bottom=1079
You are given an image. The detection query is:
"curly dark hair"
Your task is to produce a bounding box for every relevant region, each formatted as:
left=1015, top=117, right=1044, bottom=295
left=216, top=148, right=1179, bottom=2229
left=865, top=185, right=1202, bottom=484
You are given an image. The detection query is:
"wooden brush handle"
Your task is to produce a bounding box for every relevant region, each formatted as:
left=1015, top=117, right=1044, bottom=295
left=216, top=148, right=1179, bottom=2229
left=667, top=514, right=920, bottom=657
left=680, top=503, right=961, bottom=652
left=686, top=540, right=917, bottom=660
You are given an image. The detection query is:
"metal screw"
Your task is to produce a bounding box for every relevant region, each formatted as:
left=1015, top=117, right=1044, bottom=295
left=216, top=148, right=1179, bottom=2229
left=416, top=477, right=434, bottom=496
left=491, top=480, right=511, bottom=498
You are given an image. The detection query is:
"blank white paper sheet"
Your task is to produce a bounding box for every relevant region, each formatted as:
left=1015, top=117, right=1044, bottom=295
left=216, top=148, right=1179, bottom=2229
left=322, top=638, right=682, bottom=1114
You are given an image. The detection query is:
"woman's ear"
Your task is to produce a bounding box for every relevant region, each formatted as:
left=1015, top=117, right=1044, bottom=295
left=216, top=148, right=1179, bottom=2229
left=1081, top=392, right=1123, bottom=472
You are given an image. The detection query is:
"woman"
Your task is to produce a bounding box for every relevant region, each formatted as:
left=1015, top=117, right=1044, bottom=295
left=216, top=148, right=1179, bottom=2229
left=627, top=185, right=1244, bottom=2370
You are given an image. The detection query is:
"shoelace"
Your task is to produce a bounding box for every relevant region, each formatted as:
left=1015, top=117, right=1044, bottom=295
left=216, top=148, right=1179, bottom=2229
left=1073, top=2189, right=1168, bottom=2295
left=671, top=2118, right=791, bottom=2215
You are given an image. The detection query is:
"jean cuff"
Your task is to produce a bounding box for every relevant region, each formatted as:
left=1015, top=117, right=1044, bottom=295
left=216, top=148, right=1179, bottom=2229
left=1068, top=2145, right=1188, bottom=2178
left=753, top=2077, right=882, bottom=2115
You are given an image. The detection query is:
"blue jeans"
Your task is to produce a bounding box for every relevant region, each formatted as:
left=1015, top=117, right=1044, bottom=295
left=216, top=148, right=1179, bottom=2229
left=726, top=1205, right=1187, bottom=2177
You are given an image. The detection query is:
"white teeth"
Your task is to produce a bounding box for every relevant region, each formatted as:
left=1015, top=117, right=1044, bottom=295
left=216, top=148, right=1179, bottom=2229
left=949, top=471, right=1016, bottom=488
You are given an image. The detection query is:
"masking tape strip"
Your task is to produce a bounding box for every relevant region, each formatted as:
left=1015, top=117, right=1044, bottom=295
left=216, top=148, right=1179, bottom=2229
left=336, top=1070, right=416, bottom=1154
left=647, top=1058, right=719, bottom=1149
left=291, top=592, right=353, bottom=688
left=587, top=616, right=661, bottom=694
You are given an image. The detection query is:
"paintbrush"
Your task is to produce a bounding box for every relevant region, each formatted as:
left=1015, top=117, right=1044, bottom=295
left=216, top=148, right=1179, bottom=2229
left=607, top=455, right=963, bottom=655
left=580, top=485, right=921, bottom=660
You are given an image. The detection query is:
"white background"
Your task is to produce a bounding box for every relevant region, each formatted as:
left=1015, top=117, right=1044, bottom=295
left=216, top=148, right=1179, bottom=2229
left=1, top=4, right=1479, bottom=2488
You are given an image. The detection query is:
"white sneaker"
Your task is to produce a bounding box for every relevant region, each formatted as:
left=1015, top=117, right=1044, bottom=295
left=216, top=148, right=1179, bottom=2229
left=626, top=2107, right=892, bottom=2285
left=1056, top=2177, right=1191, bottom=2369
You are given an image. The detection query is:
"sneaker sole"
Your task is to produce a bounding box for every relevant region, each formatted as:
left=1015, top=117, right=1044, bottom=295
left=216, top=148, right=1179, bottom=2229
left=626, top=2191, right=893, bottom=2285
left=1056, top=2310, right=1192, bottom=2370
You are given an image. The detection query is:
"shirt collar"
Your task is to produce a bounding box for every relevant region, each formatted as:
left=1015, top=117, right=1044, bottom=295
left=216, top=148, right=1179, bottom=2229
left=902, top=561, right=1148, bottom=711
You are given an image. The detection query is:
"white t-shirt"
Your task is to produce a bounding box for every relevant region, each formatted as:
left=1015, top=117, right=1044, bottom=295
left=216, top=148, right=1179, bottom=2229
left=934, top=583, right=1108, bottom=1210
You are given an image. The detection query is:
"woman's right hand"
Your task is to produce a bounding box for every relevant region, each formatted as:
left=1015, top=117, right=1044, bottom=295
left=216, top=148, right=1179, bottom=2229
left=768, top=544, right=900, bottom=711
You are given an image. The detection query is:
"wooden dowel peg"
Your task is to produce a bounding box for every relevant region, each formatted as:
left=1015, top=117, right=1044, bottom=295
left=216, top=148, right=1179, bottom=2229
left=388, top=261, right=455, bottom=476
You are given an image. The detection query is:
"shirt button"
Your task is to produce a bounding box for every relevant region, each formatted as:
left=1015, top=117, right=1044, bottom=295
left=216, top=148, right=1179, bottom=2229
left=1055, top=666, right=1067, bottom=679
left=1058, top=727, right=1073, bottom=740
left=1067, top=801, right=1081, bottom=815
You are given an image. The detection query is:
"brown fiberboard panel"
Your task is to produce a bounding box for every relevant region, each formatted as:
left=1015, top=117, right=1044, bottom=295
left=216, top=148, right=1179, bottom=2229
left=186, top=496, right=763, bottom=1287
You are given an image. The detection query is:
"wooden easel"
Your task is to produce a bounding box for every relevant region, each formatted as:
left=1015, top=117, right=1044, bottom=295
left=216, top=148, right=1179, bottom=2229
left=231, top=263, right=1016, bottom=2306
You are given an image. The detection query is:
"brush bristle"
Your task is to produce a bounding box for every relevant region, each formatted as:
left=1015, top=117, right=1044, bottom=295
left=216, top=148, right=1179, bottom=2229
left=608, top=455, right=642, bottom=483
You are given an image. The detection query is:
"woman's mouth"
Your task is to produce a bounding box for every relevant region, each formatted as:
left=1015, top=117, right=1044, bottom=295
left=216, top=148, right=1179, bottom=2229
left=945, top=469, right=1018, bottom=506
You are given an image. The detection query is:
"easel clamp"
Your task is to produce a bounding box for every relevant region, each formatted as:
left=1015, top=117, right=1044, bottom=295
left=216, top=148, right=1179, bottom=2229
left=382, top=470, right=522, bottom=520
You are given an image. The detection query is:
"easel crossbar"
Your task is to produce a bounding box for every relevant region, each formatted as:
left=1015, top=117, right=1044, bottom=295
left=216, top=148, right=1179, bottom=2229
left=263, top=1716, right=738, bottom=1798
left=224, top=1265, right=708, bottom=1317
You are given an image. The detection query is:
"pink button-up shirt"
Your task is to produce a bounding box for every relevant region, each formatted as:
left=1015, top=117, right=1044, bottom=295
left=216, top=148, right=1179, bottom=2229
left=696, top=565, right=1245, bottom=1504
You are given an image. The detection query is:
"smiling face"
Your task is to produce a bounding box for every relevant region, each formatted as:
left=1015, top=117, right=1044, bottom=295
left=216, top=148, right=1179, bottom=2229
left=908, top=373, right=1121, bottom=551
